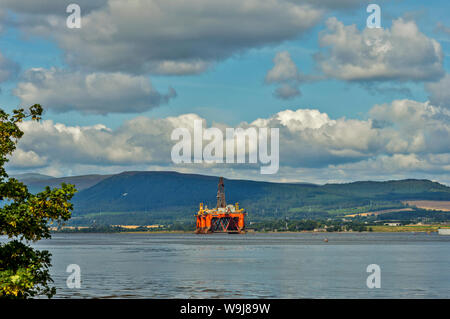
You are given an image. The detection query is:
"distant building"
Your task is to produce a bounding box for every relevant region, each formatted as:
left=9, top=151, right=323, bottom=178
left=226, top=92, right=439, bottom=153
left=384, top=222, right=401, bottom=226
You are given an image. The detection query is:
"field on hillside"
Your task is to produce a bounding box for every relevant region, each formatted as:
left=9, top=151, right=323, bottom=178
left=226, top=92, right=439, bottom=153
left=404, top=200, right=450, bottom=212
left=370, top=225, right=447, bottom=232
left=345, top=207, right=414, bottom=217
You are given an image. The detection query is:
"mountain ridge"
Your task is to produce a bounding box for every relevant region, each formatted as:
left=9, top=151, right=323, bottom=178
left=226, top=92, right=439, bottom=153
left=16, top=171, right=450, bottom=224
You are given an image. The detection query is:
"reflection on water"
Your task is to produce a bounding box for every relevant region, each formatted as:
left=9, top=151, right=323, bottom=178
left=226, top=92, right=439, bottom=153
left=1, top=232, right=449, bottom=298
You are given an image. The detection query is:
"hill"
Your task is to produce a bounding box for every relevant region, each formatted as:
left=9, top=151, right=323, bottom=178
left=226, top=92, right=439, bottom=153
left=17, top=174, right=113, bottom=193
left=61, top=171, right=450, bottom=225
left=13, top=173, right=55, bottom=183
left=17, top=171, right=450, bottom=225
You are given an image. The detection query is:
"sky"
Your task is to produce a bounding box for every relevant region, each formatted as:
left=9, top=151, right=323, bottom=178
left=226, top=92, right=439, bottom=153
left=1, top=0, right=450, bottom=185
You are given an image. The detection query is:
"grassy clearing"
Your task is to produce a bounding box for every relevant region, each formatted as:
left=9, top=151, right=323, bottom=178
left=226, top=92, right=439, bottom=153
left=404, top=200, right=450, bottom=212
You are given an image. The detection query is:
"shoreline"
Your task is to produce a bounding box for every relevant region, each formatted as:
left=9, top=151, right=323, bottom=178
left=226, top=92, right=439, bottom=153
left=52, top=227, right=449, bottom=235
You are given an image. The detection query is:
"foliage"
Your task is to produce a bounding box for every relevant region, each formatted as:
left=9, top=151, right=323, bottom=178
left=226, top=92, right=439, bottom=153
left=0, top=105, right=76, bottom=298
left=0, top=241, right=54, bottom=298
left=246, top=219, right=369, bottom=232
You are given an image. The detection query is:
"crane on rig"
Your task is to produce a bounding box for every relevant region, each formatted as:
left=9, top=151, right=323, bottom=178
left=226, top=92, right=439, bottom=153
left=195, top=177, right=247, bottom=234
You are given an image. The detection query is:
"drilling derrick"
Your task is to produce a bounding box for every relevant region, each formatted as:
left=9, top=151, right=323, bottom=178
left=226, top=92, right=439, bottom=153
left=216, top=177, right=226, bottom=208
left=196, top=177, right=246, bottom=234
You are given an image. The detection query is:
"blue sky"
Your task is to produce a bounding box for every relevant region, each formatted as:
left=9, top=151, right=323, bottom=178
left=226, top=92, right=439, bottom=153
left=1, top=0, right=450, bottom=184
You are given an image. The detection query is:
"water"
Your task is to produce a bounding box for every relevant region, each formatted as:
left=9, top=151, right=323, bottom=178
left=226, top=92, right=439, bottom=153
left=1, top=232, right=449, bottom=298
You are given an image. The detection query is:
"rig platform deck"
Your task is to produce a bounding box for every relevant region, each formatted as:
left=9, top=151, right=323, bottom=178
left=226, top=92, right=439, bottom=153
left=195, top=177, right=246, bottom=234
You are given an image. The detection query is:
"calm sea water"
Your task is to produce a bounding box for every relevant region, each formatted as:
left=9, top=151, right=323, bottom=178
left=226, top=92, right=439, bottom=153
left=2, top=232, right=450, bottom=298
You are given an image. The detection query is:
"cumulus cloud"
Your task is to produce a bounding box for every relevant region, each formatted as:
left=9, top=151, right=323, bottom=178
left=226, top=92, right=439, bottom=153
left=13, top=68, right=176, bottom=114
left=266, top=52, right=302, bottom=84
left=250, top=108, right=383, bottom=167
left=152, top=61, right=211, bottom=76
left=7, top=149, right=47, bottom=168
left=317, top=17, right=444, bottom=82
left=8, top=114, right=204, bottom=170
left=426, top=73, right=450, bottom=109
left=369, top=99, right=450, bottom=126
left=273, top=84, right=301, bottom=100
left=3, top=0, right=325, bottom=75
left=336, top=153, right=430, bottom=173
left=7, top=99, right=450, bottom=183
left=369, top=99, right=450, bottom=154
left=265, top=51, right=305, bottom=100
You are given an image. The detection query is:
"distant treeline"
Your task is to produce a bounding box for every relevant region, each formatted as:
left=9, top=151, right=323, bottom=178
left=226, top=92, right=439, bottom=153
left=248, top=220, right=370, bottom=232
left=54, top=220, right=371, bottom=233
left=54, top=225, right=124, bottom=233
left=66, top=206, right=450, bottom=229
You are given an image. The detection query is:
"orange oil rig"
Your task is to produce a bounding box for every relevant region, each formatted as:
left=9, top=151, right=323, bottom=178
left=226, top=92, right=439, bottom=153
left=195, top=177, right=247, bottom=234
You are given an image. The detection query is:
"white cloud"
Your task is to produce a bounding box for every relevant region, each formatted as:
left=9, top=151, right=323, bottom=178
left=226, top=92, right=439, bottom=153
left=4, top=0, right=324, bottom=75
left=10, top=119, right=168, bottom=168
left=7, top=149, right=47, bottom=168
left=317, top=17, right=444, bottom=82
left=265, top=51, right=304, bottom=100
left=13, top=68, right=176, bottom=114
left=7, top=99, right=450, bottom=184
left=252, top=108, right=334, bottom=131
left=152, top=61, right=211, bottom=76
left=369, top=99, right=450, bottom=154
left=266, top=51, right=302, bottom=84
left=426, top=73, right=450, bottom=109
left=334, top=153, right=430, bottom=173
left=273, top=84, right=301, bottom=100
